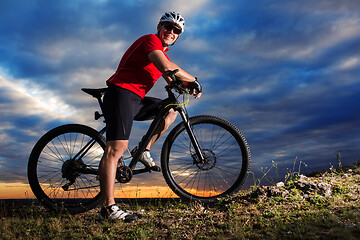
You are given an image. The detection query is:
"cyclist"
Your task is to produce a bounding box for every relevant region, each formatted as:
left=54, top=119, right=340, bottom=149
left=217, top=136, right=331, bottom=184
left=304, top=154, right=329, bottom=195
left=99, top=11, right=202, bottom=221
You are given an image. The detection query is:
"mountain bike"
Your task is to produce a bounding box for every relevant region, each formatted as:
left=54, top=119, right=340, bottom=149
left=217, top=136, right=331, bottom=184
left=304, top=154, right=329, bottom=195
left=27, top=70, right=251, bottom=214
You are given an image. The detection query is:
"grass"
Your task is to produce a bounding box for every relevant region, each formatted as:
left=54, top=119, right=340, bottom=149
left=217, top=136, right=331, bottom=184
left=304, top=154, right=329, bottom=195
left=1, top=163, right=359, bottom=239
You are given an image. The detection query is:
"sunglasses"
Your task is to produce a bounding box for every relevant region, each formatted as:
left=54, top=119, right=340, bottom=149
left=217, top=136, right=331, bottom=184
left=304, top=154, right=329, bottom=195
left=163, top=23, right=182, bottom=34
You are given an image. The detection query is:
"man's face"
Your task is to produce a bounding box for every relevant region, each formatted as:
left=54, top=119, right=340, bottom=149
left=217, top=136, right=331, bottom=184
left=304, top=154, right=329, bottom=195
left=158, top=22, right=181, bottom=46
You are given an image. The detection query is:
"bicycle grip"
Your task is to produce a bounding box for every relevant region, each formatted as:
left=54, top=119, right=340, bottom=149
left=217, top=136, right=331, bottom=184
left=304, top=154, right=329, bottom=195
left=165, top=69, right=179, bottom=82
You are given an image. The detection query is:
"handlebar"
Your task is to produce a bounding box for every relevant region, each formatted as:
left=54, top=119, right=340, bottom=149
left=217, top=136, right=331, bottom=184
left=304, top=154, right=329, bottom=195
left=165, top=69, right=188, bottom=95
left=165, top=69, right=179, bottom=82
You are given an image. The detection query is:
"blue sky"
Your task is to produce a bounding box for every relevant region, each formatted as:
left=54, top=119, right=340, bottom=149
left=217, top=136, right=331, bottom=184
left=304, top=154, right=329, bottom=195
left=1, top=0, right=360, bottom=196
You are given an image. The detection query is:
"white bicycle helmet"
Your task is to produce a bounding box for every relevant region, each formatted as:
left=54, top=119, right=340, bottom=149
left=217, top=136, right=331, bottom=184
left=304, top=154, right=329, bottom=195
left=159, top=11, right=185, bottom=33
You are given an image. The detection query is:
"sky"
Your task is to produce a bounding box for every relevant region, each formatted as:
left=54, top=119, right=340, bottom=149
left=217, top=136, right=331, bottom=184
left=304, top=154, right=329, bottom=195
left=1, top=0, right=360, bottom=199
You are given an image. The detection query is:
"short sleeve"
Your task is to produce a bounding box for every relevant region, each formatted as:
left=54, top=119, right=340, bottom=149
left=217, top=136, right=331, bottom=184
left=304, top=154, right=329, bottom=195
left=142, top=34, right=164, bottom=55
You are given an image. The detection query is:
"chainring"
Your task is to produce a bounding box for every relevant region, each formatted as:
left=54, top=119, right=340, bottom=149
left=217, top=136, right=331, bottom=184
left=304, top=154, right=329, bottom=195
left=116, top=165, right=133, bottom=183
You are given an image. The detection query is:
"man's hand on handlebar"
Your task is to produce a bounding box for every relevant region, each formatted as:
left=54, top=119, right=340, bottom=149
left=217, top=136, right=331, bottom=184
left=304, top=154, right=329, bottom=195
left=187, top=79, right=202, bottom=99
left=192, top=90, right=202, bottom=99
left=165, top=69, right=202, bottom=99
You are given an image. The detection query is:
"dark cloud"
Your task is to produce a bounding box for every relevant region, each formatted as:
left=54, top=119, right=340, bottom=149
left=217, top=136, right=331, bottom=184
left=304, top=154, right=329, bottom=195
left=0, top=0, right=359, bottom=191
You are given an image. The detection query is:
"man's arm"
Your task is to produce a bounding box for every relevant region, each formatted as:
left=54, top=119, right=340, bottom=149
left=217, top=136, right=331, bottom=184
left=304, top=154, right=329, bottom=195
left=148, top=50, right=202, bottom=99
left=148, top=50, right=195, bottom=82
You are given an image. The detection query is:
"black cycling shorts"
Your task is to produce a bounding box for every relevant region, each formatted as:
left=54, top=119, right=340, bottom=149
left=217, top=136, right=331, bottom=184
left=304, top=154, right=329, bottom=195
left=103, top=84, right=162, bottom=141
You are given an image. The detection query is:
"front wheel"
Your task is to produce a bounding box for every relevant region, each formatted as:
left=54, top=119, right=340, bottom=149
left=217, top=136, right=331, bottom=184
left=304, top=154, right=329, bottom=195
left=27, top=124, right=105, bottom=213
left=161, top=115, right=251, bottom=203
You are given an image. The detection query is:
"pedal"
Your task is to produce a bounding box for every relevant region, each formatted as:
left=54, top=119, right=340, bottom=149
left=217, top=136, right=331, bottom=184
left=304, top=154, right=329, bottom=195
left=149, top=166, right=161, bottom=172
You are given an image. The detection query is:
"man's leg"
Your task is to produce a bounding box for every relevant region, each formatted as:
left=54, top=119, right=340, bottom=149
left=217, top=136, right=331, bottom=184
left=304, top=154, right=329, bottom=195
left=146, top=109, right=178, bottom=150
left=99, top=140, right=139, bottom=221
left=136, top=109, right=177, bottom=171
left=99, top=140, right=128, bottom=206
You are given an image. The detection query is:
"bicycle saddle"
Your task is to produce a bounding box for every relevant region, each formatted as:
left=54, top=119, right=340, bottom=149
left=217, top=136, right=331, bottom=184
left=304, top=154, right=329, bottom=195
left=81, top=88, right=108, bottom=99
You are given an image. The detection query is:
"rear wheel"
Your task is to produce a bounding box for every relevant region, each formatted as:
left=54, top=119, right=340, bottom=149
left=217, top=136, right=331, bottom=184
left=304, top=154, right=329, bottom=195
left=27, top=124, right=105, bottom=213
left=161, top=115, right=250, bottom=202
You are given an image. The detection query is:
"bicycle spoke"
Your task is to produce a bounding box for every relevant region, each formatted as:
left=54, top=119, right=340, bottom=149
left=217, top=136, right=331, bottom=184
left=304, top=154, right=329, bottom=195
left=165, top=117, right=248, bottom=199
left=32, top=127, right=103, bottom=209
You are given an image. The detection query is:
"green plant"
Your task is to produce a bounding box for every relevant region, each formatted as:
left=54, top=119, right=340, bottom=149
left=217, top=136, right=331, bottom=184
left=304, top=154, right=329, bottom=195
left=284, top=156, right=308, bottom=184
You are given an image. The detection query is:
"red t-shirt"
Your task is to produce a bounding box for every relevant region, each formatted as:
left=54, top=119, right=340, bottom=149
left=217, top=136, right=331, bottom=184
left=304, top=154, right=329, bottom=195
left=106, top=34, right=169, bottom=98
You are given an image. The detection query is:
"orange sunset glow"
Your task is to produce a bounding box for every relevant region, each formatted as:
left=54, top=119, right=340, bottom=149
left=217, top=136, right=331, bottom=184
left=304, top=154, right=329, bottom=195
left=0, top=182, right=178, bottom=200
left=0, top=181, right=224, bottom=200
left=0, top=183, right=35, bottom=199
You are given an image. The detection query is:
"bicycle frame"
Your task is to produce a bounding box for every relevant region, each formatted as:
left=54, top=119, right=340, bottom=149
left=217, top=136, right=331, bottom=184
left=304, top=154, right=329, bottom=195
left=78, top=84, right=205, bottom=177
left=27, top=64, right=251, bottom=212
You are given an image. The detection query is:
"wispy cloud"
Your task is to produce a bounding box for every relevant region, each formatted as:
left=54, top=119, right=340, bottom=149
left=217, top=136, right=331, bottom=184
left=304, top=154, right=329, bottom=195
left=0, top=0, right=359, bottom=196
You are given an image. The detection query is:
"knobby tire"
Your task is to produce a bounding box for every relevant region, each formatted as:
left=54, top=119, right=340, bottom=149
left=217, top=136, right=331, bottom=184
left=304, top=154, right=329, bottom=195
left=161, top=115, right=250, bottom=203
left=27, top=124, right=105, bottom=214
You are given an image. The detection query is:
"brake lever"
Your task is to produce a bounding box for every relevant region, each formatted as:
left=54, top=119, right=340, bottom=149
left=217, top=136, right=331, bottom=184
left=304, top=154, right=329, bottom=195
left=165, top=69, right=186, bottom=93
left=165, top=69, right=179, bottom=82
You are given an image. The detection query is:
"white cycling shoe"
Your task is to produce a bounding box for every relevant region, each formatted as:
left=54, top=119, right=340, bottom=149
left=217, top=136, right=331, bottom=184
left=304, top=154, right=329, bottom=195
left=100, top=204, right=139, bottom=222
left=132, top=147, right=161, bottom=172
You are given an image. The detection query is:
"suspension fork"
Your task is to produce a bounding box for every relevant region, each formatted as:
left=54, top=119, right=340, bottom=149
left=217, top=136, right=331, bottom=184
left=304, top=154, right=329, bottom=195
left=177, top=107, right=205, bottom=163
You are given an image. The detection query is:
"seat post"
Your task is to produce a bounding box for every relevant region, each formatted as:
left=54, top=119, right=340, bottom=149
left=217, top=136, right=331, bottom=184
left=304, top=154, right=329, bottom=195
left=81, top=88, right=108, bottom=117
left=96, top=96, right=105, bottom=116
